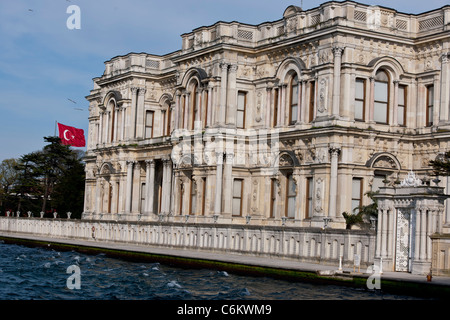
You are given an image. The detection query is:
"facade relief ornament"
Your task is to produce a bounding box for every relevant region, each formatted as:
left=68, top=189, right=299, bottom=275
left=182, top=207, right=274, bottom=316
left=314, top=178, right=323, bottom=214
left=400, top=171, right=423, bottom=188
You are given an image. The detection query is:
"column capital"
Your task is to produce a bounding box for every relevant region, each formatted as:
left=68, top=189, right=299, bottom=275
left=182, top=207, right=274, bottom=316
left=131, top=87, right=139, bottom=94
left=229, top=64, right=238, bottom=73
left=219, top=61, right=229, bottom=71
left=329, top=146, right=341, bottom=156
left=126, top=160, right=135, bottom=166
left=138, top=88, right=146, bottom=96
left=441, top=52, right=450, bottom=64
left=332, top=46, right=344, bottom=57
left=215, top=152, right=225, bottom=164
left=145, top=159, right=155, bottom=167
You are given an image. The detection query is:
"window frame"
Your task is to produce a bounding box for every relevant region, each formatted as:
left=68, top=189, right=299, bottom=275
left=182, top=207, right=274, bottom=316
left=354, top=78, right=366, bottom=121
left=397, top=84, right=407, bottom=127
left=305, top=177, right=313, bottom=219
left=285, top=173, right=296, bottom=218
left=232, top=178, right=244, bottom=217
left=426, top=85, right=434, bottom=127
left=237, top=91, right=247, bottom=129
left=289, top=75, right=299, bottom=125
left=373, top=70, right=390, bottom=124
left=351, top=178, right=363, bottom=214
left=145, top=110, right=155, bottom=139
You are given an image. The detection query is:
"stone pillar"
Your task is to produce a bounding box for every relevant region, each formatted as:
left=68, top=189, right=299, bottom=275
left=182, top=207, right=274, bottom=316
left=120, top=107, right=126, bottom=141
left=375, top=205, right=383, bottom=258
left=226, top=64, right=238, bottom=125
left=105, top=111, right=110, bottom=144
left=420, top=207, right=427, bottom=261
left=161, top=158, right=172, bottom=214
left=98, top=111, right=104, bottom=144
left=296, top=79, right=302, bottom=124
left=113, top=106, right=119, bottom=142
left=175, top=93, right=181, bottom=130
left=219, top=62, right=229, bottom=126
left=276, top=85, right=282, bottom=126
left=223, top=152, right=234, bottom=216
left=414, top=207, right=421, bottom=261
left=332, top=47, right=344, bottom=118
left=301, top=80, right=307, bottom=123
left=95, top=176, right=101, bottom=214
left=280, top=84, right=287, bottom=126
left=132, top=161, right=141, bottom=213
left=393, top=80, right=399, bottom=126
left=381, top=208, right=388, bottom=258
left=265, top=86, right=272, bottom=128
left=440, top=53, right=450, bottom=122
left=136, top=88, right=146, bottom=138
left=130, top=87, right=138, bottom=139
left=214, top=152, right=224, bottom=215
left=206, top=84, right=213, bottom=127
left=145, top=160, right=155, bottom=214
left=328, top=146, right=340, bottom=219
left=124, top=161, right=134, bottom=214
left=184, top=92, right=190, bottom=130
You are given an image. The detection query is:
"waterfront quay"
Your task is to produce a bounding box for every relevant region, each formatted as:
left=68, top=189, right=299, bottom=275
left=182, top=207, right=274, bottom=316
left=0, top=224, right=449, bottom=299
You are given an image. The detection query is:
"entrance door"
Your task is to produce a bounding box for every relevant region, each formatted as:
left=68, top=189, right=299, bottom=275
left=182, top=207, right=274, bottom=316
left=395, top=209, right=411, bottom=272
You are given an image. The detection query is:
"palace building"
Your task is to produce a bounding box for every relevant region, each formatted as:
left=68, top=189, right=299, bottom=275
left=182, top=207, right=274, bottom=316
left=82, top=0, right=450, bottom=240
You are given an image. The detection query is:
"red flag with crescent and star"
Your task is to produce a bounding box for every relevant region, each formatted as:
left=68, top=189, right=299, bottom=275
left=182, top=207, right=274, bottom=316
left=57, top=122, right=86, bottom=147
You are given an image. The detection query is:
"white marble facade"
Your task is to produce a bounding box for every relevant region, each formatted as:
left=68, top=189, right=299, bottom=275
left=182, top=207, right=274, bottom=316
left=83, top=1, right=450, bottom=233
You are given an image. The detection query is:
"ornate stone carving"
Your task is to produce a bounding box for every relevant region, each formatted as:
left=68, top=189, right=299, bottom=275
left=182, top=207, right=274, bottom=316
left=373, top=156, right=397, bottom=169
left=400, top=171, right=422, bottom=187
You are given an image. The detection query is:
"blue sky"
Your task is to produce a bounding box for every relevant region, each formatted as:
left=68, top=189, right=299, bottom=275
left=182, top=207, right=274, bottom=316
left=0, top=0, right=448, bottom=161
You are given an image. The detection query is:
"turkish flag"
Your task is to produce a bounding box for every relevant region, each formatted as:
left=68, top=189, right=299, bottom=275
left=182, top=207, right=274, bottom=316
left=58, top=123, right=86, bottom=147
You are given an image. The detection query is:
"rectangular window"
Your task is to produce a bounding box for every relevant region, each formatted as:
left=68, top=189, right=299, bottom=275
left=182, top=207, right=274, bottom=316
left=201, top=177, right=206, bottom=216
left=351, top=178, right=362, bottom=214
left=309, top=81, right=315, bottom=122
left=232, top=179, right=243, bottom=216
left=398, top=85, right=407, bottom=126
left=270, top=179, right=276, bottom=218
left=355, top=79, right=365, bottom=121
left=426, top=85, right=434, bottom=127
left=286, top=174, right=296, bottom=218
left=189, top=178, right=197, bottom=215
left=273, top=88, right=279, bottom=128
left=237, top=92, right=246, bottom=129
left=306, top=178, right=313, bottom=219
left=290, top=81, right=299, bottom=125
left=374, top=81, right=388, bottom=123
left=145, top=110, right=154, bottom=138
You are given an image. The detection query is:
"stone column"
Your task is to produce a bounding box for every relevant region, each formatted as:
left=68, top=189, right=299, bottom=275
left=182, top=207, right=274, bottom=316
left=184, top=92, right=190, bottom=130
left=206, top=85, right=213, bottom=127
left=265, top=86, right=272, bottom=128
left=145, top=160, right=155, bottom=214
left=95, top=176, right=101, bottom=214
left=161, top=158, right=172, bottom=214
left=132, top=161, right=141, bottom=213
left=381, top=208, right=388, bottom=258
left=136, top=88, right=146, bottom=138
left=393, top=80, right=399, bottom=126
left=433, top=75, right=440, bottom=126
left=296, top=80, right=302, bottom=124
left=214, top=152, right=224, bottom=215
left=219, top=62, right=229, bottom=126
left=226, top=64, right=238, bottom=125
left=98, top=111, right=104, bottom=144
left=280, top=84, right=287, bottom=126
left=332, top=47, right=344, bottom=118
left=175, top=93, right=181, bottom=130
left=120, top=107, right=126, bottom=141
left=420, top=207, right=427, bottom=261
left=375, top=205, right=383, bottom=258
left=301, top=80, right=307, bottom=123
left=414, top=208, right=421, bottom=261
left=113, top=106, right=119, bottom=142
left=130, top=87, right=138, bottom=139
left=223, top=152, right=234, bottom=216
left=440, top=53, right=450, bottom=121
left=124, top=161, right=134, bottom=214
left=328, top=146, right=340, bottom=219
left=105, top=111, right=110, bottom=144
left=276, top=85, right=282, bottom=126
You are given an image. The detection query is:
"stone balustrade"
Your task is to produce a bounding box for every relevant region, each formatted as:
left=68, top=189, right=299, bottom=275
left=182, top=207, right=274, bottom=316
left=0, top=216, right=375, bottom=268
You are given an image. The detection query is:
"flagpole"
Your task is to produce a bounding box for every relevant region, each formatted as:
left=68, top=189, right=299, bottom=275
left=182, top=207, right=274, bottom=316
left=54, top=121, right=58, bottom=137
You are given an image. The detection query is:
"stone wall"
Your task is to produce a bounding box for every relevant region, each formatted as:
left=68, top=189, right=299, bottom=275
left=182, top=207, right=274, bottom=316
left=0, top=217, right=375, bottom=268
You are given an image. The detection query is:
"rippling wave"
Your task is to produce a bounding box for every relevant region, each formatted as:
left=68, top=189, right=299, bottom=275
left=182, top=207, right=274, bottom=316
left=0, top=241, right=421, bottom=300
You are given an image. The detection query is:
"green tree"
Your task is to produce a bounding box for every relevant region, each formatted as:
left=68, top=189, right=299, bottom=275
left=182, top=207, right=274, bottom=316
left=0, top=158, right=20, bottom=213
left=342, top=191, right=378, bottom=229
left=12, top=137, right=85, bottom=218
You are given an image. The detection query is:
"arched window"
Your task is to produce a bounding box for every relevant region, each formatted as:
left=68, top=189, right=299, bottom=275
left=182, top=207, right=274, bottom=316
left=374, top=70, right=390, bottom=124
left=191, top=82, right=198, bottom=130
left=107, top=99, right=116, bottom=142
left=289, top=74, right=299, bottom=125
